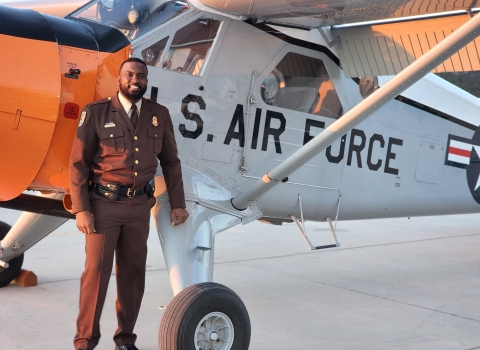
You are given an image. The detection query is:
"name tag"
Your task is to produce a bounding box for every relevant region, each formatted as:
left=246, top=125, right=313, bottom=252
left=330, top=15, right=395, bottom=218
left=105, top=122, right=115, bottom=128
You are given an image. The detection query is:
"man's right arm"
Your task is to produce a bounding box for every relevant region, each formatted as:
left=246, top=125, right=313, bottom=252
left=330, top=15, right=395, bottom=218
left=69, top=107, right=98, bottom=233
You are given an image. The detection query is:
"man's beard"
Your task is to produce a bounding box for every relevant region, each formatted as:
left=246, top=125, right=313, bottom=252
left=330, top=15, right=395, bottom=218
left=119, top=83, right=147, bottom=101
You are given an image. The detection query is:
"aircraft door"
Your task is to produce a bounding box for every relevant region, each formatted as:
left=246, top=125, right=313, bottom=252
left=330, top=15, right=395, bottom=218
left=241, top=48, right=348, bottom=220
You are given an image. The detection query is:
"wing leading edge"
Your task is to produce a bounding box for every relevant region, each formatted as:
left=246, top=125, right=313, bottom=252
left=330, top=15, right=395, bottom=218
left=191, top=0, right=480, bottom=28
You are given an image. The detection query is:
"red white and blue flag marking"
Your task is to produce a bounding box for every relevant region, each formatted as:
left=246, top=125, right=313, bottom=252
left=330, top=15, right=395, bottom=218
left=445, top=134, right=480, bottom=191
left=445, top=134, right=480, bottom=168
left=447, top=139, right=473, bottom=165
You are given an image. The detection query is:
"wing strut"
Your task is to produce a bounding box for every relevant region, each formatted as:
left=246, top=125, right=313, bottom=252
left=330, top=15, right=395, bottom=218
left=231, top=12, right=480, bottom=211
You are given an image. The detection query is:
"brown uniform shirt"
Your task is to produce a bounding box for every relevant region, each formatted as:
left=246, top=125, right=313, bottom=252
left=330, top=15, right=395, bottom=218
left=69, top=93, right=185, bottom=214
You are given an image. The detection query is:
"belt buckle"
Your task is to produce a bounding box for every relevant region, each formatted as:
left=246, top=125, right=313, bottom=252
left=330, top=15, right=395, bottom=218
left=127, top=188, right=136, bottom=198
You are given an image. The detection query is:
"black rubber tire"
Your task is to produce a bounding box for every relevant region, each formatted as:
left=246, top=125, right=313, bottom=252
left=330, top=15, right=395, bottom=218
left=159, top=282, right=251, bottom=350
left=0, top=221, right=24, bottom=288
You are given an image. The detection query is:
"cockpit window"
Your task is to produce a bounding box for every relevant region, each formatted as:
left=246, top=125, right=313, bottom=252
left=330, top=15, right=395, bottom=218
left=68, top=0, right=189, bottom=41
left=261, top=52, right=343, bottom=119
left=163, top=18, right=221, bottom=75
left=142, top=36, right=169, bottom=67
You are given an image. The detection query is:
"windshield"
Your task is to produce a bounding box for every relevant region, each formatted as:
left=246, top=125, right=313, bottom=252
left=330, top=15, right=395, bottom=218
left=68, top=0, right=189, bottom=41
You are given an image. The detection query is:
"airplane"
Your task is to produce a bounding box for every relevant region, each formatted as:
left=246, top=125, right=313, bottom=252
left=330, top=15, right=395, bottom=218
left=1, top=0, right=480, bottom=348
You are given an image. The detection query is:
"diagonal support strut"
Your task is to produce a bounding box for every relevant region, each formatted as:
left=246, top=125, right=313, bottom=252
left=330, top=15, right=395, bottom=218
left=231, top=11, right=480, bottom=211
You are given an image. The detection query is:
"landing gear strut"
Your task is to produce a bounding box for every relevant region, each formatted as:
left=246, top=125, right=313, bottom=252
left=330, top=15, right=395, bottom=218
left=159, top=282, right=251, bottom=350
left=0, top=221, right=24, bottom=287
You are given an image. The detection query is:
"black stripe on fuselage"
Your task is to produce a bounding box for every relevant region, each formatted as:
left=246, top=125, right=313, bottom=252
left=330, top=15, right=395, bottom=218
left=351, top=78, right=477, bottom=131
left=395, top=95, right=477, bottom=131
left=245, top=20, right=341, bottom=67
left=0, top=5, right=129, bottom=53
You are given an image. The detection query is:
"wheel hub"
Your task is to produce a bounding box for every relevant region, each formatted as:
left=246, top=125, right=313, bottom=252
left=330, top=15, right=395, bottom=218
left=209, top=331, right=218, bottom=341
left=194, top=311, right=234, bottom=350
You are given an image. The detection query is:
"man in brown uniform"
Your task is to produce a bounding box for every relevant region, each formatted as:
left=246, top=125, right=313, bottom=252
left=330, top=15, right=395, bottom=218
left=70, top=58, right=189, bottom=350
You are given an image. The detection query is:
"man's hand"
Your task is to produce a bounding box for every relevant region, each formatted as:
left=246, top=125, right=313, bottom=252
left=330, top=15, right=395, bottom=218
left=76, top=211, right=96, bottom=234
left=170, top=208, right=189, bottom=226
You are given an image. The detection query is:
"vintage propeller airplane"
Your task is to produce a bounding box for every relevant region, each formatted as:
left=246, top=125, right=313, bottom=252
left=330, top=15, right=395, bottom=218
left=2, top=0, right=480, bottom=348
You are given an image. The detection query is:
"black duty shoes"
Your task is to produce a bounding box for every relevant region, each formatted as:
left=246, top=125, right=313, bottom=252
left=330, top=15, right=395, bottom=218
left=115, top=345, right=139, bottom=350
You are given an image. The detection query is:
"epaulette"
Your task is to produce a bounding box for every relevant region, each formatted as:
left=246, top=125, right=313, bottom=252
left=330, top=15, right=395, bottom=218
left=88, top=97, right=112, bottom=106
left=145, top=98, right=166, bottom=110
left=145, top=97, right=161, bottom=106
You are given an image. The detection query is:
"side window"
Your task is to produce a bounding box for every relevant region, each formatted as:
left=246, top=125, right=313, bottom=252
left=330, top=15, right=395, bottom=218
left=142, top=37, right=169, bottom=67
left=163, top=18, right=221, bottom=75
left=261, top=52, right=343, bottom=119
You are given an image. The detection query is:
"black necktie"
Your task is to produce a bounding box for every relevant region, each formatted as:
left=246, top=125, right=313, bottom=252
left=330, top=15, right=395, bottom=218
left=130, top=104, right=139, bottom=129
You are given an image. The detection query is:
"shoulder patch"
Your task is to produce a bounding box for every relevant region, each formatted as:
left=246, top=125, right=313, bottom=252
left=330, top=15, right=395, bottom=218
left=78, top=110, right=87, bottom=127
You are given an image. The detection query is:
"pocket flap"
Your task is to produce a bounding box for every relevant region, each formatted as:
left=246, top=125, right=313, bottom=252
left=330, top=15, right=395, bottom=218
left=147, top=128, right=162, bottom=139
left=98, top=127, right=124, bottom=139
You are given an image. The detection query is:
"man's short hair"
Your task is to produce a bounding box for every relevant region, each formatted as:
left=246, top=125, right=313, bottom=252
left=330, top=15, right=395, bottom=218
left=119, top=57, right=148, bottom=72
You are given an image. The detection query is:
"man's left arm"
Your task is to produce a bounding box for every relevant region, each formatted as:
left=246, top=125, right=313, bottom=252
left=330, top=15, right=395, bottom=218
left=158, top=108, right=188, bottom=225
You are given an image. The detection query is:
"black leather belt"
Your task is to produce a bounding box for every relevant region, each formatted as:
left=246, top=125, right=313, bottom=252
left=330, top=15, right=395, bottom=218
left=91, top=182, right=154, bottom=201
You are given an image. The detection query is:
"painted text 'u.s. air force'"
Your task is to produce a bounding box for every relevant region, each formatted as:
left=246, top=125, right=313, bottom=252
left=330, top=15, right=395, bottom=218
left=179, top=99, right=403, bottom=176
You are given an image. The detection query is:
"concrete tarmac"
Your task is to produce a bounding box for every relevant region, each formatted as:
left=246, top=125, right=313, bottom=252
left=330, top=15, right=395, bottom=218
left=0, top=208, right=479, bottom=350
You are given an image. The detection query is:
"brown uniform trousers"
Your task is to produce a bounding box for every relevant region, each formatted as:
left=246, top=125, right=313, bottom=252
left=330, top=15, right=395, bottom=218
left=69, top=93, right=185, bottom=349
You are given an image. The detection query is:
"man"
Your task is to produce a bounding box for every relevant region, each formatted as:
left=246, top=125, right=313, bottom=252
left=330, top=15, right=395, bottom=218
left=70, top=57, right=189, bottom=350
